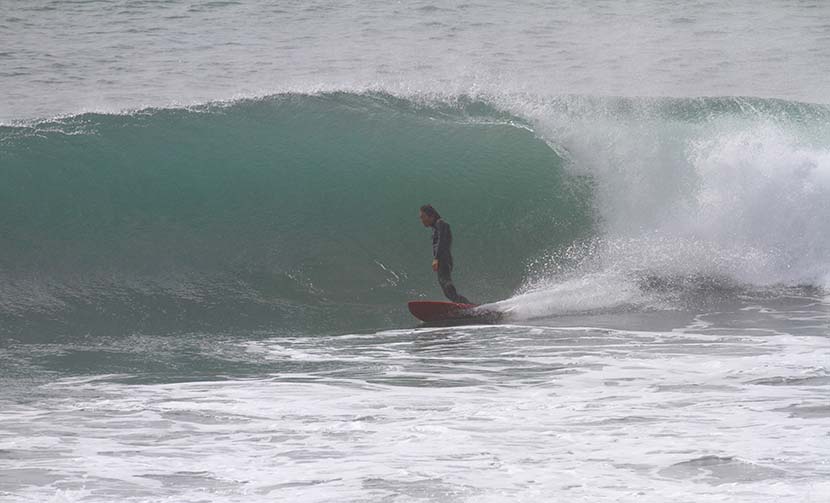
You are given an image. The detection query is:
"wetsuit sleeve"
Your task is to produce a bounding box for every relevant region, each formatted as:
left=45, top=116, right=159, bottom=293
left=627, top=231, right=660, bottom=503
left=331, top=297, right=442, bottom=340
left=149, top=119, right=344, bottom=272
left=435, top=221, right=451, bottom=259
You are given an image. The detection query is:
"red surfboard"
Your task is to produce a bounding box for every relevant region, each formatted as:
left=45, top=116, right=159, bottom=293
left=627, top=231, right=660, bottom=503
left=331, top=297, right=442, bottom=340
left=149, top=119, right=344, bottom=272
left=408, top=301, right=500, bottom=323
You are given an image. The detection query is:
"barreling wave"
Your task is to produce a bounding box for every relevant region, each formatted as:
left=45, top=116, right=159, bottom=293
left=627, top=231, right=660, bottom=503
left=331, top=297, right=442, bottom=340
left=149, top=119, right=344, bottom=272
left=1, top=91, right=829, bottom=340
left=0, top=92, right=590, bottom=340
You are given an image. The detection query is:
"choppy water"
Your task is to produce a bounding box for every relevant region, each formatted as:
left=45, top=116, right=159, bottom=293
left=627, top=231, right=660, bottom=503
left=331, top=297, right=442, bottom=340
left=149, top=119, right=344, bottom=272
left=3, top=299, right=830, bottom=502
left=3, top=0, right=830, bottom=122
left=2, top=1, right=830, bottom=502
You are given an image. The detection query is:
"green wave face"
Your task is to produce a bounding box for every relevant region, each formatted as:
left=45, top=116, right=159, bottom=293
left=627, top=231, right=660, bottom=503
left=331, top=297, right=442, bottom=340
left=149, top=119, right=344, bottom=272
left=5, top=92, right=830, bottom=340
left=0, top=93, right=592, bottom=339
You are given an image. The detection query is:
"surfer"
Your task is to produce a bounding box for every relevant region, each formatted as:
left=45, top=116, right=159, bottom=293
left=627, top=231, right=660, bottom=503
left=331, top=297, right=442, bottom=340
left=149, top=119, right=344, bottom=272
left=419, top=204, right=471, bottom=304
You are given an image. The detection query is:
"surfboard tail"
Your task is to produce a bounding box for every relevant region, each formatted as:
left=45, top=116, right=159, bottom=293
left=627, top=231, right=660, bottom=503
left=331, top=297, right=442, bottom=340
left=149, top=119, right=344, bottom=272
left=407, top=300, right=500, bottom=324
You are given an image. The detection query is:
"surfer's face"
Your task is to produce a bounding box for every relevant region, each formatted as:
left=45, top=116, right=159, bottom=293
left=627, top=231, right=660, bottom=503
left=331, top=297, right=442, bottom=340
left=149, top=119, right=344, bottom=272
left=419, top=211, right=434, bottom=227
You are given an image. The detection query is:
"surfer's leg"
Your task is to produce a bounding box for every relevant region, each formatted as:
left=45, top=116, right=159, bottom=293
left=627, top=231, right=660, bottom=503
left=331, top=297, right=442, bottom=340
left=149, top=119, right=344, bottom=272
left=437, top=266, right=471, bottom=304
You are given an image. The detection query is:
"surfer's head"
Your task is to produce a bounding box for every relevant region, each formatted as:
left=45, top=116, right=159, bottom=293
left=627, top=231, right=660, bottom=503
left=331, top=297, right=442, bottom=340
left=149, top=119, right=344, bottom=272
left=419, top=204, right=440, bottom=227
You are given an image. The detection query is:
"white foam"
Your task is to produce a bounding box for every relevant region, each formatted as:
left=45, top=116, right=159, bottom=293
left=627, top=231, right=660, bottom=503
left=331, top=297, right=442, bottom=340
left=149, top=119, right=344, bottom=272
left=491, top=97, right=830, bottom=315
left=3, top=324, right=829, bottom=502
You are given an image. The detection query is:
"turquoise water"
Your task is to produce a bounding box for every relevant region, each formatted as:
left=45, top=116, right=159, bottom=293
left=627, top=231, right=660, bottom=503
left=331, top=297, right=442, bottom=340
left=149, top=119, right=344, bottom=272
left=3, top=93, right=828, bottom=341
left=1, top=1, right=830, bottom=502
left=1, top=93, right=593, bottom=339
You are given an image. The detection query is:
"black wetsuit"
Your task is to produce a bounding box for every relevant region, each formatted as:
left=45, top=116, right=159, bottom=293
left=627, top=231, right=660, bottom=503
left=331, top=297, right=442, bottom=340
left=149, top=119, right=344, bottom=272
left=431, top=218, right=471, bottom=304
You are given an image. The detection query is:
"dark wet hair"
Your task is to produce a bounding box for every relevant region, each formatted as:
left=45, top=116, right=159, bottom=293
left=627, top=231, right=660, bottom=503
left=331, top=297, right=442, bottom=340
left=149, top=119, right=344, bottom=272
left=419, top=204, right=441, bottom=219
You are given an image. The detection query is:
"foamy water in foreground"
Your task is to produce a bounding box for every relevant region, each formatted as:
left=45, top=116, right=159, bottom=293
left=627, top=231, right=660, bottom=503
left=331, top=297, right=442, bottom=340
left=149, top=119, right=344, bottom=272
left=3, top=299, right=828, bottom=502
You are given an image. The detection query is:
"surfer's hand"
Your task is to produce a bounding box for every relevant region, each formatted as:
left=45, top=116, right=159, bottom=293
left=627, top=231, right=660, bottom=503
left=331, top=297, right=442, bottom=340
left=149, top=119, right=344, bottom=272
left=432, top=259, right=439, bottom=271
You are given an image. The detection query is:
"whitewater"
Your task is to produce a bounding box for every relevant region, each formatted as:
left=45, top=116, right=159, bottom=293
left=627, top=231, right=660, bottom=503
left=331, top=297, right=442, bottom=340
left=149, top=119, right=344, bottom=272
left=1, top=1, right=830, bottom=502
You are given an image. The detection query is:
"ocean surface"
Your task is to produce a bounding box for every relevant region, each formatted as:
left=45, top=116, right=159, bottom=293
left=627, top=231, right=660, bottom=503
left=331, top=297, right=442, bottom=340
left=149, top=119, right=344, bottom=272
left=2, top=1, right=830, bottom=502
